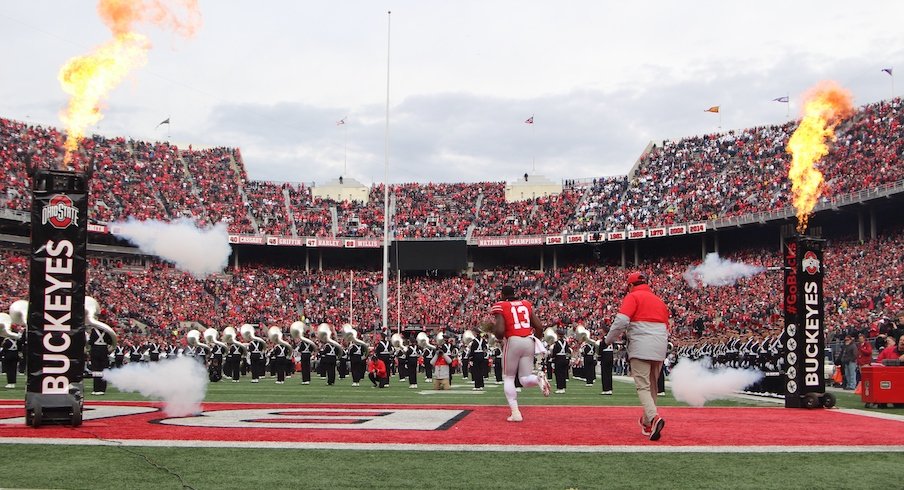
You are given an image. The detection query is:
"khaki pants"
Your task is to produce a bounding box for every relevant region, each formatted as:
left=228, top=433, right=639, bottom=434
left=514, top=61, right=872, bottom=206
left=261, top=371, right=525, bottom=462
left=630, top=358, right=662, bottom=425
left=433, top=378, right=451, bottom=390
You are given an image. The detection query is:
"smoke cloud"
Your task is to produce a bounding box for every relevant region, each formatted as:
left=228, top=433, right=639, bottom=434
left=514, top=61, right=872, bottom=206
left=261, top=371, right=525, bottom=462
left=111, top=217, right=230, bottom=278
left=669, top=357, right=763, bottom=407
left=683, top=253, right=765, bottom=288
left=103, top=357, right=208, bottom=416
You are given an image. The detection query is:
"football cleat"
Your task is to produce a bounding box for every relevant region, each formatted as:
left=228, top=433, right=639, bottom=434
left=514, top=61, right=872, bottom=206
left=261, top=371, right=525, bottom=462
left=538, top=376, right=551, bottom=397
left=507, top=410, right=523, bottom=422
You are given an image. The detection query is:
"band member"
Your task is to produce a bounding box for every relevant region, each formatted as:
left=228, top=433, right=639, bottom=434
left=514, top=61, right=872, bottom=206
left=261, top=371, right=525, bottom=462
left=469, top=334, right=487, bottom=391
left=599, top=339, right=614, bottom=395
left=405, top=341, right=420, bottom=389
left=461, top=338, right=471, bottom=380
left=295, top=335, right=315, bottom=385
left=347, top=340, right=367, bottom=386
left=491, top=342, right=503, bottom=384
left=582, top=340, right=596, bottom=387
left=2, top=331, right=20, bottom=389
left=210, top=340, right=225, bottom=382
left=551, top=333, right=570, bottom=394
left=491, top=285, right=551, bottom=422
left=148, top=339, right=161, bottom=362
left=272, top=341, right=290, bottom=384
left=88, top=323, right=115, bottom=395
left=113, top=343, right=126, bottom=368
left=226, top=341, right=243, bottom=382
left=397, top=340, right=409, bottom=381
left=319, top=340, right=339, bottom=386
left=337, top=345, right=349, bottom=380
left=128, top=342, right=142, bottom=364
left=374, top=335, right=393, bottom=384
left=422, top=341, right=436, bottom=382
left=248, top=335, right=267, bottom=383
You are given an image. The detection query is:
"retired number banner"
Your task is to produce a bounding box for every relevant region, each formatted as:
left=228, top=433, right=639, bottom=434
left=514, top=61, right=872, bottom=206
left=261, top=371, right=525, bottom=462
left=26, top=170, right=89, bottom=396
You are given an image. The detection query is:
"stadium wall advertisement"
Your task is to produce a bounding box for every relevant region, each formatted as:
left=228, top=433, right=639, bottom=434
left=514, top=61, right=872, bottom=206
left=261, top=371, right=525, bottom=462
left=781, top=237, right=826, bottom=408
left=26, top=170, right=88, bottom=398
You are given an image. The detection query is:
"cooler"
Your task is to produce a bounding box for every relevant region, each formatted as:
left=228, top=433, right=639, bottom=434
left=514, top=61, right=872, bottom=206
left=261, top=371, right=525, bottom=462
left=860, top=365, right=904, bottom=405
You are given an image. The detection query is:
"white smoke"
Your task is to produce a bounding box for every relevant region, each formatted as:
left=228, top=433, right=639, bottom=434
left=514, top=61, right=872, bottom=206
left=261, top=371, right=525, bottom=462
left=683, top=253, right=765, bottom=288
left=669, top=357, right=763, bottom=407
left=111, top=217, right=230, bottom=279
left=103, top=357, right=209, bottom=416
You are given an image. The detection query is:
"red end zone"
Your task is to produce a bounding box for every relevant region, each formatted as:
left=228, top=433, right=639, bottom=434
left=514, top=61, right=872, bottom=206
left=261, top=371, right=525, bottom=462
left=1, top=401, right=903, bottom=450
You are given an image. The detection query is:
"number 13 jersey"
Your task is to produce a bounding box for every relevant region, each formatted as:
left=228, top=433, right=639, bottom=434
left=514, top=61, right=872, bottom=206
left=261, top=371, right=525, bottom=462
left=491, top=300, right=534, bottom=338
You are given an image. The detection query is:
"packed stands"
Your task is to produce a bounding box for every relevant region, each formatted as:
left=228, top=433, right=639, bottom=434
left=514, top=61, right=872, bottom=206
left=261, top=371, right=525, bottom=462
left=2, top=96, right=901, bottom=239
left=1, top=226, right=901, bottom=348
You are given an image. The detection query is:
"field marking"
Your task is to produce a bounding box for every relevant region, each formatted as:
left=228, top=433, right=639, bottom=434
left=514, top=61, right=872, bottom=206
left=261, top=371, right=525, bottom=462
left=0, top=437, right=902, bottom=452
left=837, top=408, right=904, bottom=423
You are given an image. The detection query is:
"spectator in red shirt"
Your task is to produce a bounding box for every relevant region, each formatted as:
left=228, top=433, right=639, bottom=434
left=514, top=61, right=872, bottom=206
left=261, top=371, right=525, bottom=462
left=367, top=354, right=388, bottom=388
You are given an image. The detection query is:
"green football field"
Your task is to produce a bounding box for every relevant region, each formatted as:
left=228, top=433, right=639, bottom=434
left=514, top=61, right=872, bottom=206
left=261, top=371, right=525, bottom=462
left=0, top=372, right=901, bottom=489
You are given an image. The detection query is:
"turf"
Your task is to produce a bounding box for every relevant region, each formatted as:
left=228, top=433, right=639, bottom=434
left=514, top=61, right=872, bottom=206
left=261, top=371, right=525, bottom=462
left=1, top=371, right=902, bottom=489
left=1, top=445, right=900, bottom=489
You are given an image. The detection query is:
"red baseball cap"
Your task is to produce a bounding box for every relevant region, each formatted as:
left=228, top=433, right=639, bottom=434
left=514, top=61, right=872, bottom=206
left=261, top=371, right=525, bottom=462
left=626, top=272, right=647, bottom=286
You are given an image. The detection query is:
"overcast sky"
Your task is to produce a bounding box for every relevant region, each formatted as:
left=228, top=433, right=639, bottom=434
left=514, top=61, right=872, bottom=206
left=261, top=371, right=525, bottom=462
left=1, top=1, right=902, bottom=185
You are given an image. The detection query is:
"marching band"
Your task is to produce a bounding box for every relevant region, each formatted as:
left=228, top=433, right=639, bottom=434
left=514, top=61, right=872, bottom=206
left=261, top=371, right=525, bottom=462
left=0, top=297, right=628, bottom=393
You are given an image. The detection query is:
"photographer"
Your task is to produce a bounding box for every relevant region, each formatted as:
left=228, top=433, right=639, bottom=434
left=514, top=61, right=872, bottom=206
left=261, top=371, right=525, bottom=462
left=431, top=336, right=453, bottom=391
left=367, top=354, right=388, bottom=388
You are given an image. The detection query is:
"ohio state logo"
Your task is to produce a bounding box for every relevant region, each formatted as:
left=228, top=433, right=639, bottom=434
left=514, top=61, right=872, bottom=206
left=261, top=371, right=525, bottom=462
left=802, top=251, right=820, bottom=275
left=42, top=195, right=79, bottom=229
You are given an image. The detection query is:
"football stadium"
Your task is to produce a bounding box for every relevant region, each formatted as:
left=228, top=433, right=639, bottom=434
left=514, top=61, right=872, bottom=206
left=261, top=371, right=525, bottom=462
left=1, top=1, right=904, bottom=489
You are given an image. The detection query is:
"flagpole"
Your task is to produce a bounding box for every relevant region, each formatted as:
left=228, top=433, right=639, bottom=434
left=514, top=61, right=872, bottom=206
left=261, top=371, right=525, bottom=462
left=381, top=10, right=391, bottom=335
left=531, top=114, right=536, bottom=173
left=343, top=116, right=348, bottom=176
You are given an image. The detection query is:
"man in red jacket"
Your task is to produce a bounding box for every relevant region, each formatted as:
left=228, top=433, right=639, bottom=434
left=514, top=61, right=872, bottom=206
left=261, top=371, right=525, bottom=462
left=604, top=272, right=670, bottom=441
left=856, top=333, right=873, bottom=385
left=367, top=354, right=388, bottom=388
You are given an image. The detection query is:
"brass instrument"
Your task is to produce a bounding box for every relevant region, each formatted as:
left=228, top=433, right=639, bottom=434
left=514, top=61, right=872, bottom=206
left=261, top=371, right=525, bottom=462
left=575, top=325, right=600, bottom=349
left=203, top=326, right=229, bottom=350
left=317, top=323, right=345, bottom=354
left=222, top=326, right=248, bottom=352
left=543, top=327, right=558, bottom=345
left=239, top=323, right=265, bottom=345
left=0, top=312, right=20, bottom=341
left=390, top=332, right=404, bottom=352
left=9, top=300, right=28, bottom=327
left=289, top=321, right=318, bottom=349
left=462, top=329, right=476, bottom=348
left=341, top=323, right=369, bottom=351
left=186, top=329, right=211, bottom=353
left=267, top=325, right=293, bottom=349
left=85, top=296, right=117, bottom=352
left=416, top=331, right=435, bottom=350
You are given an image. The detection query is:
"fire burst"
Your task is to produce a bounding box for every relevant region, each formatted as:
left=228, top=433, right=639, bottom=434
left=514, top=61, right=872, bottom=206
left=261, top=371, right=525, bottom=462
left=786, top=81, right=854, bottom=233
left=58, top=0, right=201, bottom=168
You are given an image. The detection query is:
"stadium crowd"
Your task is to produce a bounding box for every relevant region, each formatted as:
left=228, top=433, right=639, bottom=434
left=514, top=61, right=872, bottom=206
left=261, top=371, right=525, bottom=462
left=0, top=229, right=901, bottom=357
left=2, top=96, right=901, bottom=240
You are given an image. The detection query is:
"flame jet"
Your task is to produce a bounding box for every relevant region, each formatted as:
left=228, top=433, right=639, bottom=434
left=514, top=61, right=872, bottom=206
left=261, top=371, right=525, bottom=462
left=58, top=0, right=201, bottom=167
left=786, top=81, right=854, bottom=233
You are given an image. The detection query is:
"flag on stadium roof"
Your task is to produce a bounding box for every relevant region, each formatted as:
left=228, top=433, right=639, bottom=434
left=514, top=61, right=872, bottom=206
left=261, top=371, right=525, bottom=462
left=524, top=116, right=534, bottom=124
left=882, top=67, right=893, bottom=76
left=704, top=106, right=720, bottom=113
left=773, top=96, right=789, bottom=103
left=156, top=117, right=170, bottom=128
